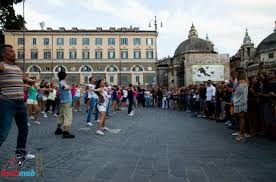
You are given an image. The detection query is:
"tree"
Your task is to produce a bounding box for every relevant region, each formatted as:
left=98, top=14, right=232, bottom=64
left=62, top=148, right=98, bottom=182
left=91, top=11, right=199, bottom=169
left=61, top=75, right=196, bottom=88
left=0, top=0, right=24, bottom=30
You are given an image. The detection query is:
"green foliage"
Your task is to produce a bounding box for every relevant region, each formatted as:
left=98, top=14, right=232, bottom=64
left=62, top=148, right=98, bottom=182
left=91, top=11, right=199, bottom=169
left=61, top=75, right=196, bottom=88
left=0, top=0, right=24, bottom=30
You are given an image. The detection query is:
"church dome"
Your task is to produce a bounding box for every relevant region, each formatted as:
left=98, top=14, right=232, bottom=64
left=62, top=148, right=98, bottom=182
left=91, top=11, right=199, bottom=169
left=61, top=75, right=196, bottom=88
left=256, top=31, right=276, bottom=54
left=174, top=24, right=214, bottom=56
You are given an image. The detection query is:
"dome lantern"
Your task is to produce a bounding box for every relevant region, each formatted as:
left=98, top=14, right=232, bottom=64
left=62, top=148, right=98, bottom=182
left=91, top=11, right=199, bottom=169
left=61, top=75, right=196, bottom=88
left=188, top=23, right=198, bottom=38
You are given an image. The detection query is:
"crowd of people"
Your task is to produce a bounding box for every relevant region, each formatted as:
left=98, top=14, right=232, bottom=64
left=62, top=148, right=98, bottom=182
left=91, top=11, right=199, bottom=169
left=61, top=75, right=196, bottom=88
left=1, top=44, right=276, bottom=166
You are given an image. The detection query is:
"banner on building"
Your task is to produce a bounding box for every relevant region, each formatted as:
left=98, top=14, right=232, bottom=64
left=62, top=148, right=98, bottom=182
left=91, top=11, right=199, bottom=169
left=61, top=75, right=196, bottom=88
left=192, top=65, right=224, bottom=81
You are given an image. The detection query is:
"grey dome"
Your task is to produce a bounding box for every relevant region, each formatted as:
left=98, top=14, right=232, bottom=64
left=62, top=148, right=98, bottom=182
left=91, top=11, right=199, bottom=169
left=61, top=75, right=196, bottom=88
left=256, top=31, right=276, bottom=53
left=174, top=37, right=214, bottom=56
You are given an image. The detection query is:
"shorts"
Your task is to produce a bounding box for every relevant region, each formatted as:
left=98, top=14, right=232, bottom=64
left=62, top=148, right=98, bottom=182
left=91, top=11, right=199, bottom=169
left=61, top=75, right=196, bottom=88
left=27, top=99, right=38, bottom=105
left=98, top=105, right=107, bottom=112
left=73, top=96, right=80, bottom=101
left=122, top=97, right=127, bottom=102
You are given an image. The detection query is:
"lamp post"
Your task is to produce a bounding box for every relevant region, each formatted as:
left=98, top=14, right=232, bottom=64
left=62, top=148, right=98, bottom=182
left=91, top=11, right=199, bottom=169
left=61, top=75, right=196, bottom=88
left=22, top=0, right=26, bottom=73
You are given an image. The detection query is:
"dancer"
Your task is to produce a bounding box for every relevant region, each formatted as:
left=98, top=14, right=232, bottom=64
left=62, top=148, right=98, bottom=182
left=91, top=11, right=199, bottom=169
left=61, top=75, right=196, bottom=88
left=54, top=71, right=75, bottom=138
left=0, top=44, right=35, bottom=161
left=26, top=82, right=40, bottom=125
left=94, top=80, right=110, bottom=135
left=86, top=77, right=99, bottom=126
left=128, top=84, right=135, bottom=116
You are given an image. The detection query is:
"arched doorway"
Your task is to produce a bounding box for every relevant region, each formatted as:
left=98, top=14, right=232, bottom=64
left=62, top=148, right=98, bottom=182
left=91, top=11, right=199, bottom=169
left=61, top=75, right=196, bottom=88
left=54, top=65, right=67, bottom=80
left=131, top=65, right=144, bottom=85
left=27, top=65, right=41, bottom=80
left=106, top=65, right=118, bottom=85
left=80, top=65, right=93, bottom=84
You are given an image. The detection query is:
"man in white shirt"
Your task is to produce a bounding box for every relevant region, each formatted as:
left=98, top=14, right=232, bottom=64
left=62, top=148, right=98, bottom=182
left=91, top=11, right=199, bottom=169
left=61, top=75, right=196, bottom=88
left=205, top=80, right=216, bottom=119
left=86, top=77, right=99, bottom=126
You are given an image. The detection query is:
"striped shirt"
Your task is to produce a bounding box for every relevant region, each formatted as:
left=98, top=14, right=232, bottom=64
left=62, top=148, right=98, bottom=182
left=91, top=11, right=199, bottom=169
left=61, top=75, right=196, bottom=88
left=0, top=61, right=24, bottom=100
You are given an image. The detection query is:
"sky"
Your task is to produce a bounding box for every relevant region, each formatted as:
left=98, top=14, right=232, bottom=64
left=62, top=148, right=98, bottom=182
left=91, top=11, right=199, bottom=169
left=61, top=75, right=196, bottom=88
left=14, top=0, right=276, bottom=59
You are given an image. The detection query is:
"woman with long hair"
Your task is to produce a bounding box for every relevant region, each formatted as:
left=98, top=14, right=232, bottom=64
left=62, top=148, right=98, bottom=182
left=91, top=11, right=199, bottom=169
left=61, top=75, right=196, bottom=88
left=233, top=70, right=248, bottom=142
left=95, top=80, right=110, bottom=135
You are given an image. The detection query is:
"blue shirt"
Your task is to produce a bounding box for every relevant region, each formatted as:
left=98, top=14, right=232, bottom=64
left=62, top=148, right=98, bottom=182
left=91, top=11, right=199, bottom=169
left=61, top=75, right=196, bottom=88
left=59, top=80, right=72, bottom=104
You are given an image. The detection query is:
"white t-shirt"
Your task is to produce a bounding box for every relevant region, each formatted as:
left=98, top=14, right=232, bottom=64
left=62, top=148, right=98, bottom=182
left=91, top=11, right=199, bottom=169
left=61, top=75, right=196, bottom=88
left=123, top=89, right=128, bottom=98
left=48, top=89, right=56, bottom=101
left=75, top=88, right=81, bottom=97
left=87, top=84, right=98, bottom=99
left=206, top=85, right=216, bottom=101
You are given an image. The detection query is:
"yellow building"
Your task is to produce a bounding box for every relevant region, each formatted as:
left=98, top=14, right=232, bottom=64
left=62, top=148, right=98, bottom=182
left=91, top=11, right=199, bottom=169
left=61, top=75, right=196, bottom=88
left=4, top=26, right=157, bottom=86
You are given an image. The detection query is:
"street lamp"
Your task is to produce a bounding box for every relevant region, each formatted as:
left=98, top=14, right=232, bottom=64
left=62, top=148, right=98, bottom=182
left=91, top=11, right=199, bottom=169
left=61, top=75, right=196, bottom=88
left=22, top=0, right=26, bottom=73
left=149, top=16, right=163, bottom=32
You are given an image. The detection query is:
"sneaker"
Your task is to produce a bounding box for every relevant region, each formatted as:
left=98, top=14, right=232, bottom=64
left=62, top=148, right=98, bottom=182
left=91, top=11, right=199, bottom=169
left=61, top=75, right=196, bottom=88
left=245, top=133, right=252, bottom=138
left=86, top=122, right=93, bottom=126
left=74, top=110, right=77, bottom=112
left=232, top=132, right=240, bottom=136
left=28, top=122, right=31, bottom=126
left=54, top=114, right=59, bottom=117
left=106, top=116, right=109, bottom=119
left=128, top=113, right=134, bottom=116
left=55, top=128, right=63, bottom=135
left=225, top=121, right=231, bottom=125
left=95, top=120, right=100, bottom=123
left=96, top=130, right=104, bottom=135
left=103, top=127, right=110, bottom=131
left=62, top=131, right=75, bottom=139
left=43, top=114, right=48, bottom=118
left=25, top=153, right=36, bottom=160
left=34, top=121, right=40, bottom=125
left=16, top=152, right=35, bottom=167
left=41, top=111, right=45, bottom=114
left=29, top=116, right=34, bottom=120
left=235, top=136, right=246, bottom=143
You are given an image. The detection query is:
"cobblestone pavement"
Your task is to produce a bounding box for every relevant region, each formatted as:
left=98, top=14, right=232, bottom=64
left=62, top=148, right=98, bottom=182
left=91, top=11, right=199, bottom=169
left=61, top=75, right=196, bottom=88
left=1, top=108, right=276, bottom=182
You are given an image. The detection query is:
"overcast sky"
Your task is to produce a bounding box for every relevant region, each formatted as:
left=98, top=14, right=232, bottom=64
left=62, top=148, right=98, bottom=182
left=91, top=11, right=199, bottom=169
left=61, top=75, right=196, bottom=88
left=14, top=0, right=276, bottom=58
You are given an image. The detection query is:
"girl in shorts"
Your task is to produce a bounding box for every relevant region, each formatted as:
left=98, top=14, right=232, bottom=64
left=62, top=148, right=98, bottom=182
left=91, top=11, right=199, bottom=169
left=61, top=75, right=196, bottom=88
left=26, top=82, right=40, bottom=125
left=95, top=80, right=110, bottom=135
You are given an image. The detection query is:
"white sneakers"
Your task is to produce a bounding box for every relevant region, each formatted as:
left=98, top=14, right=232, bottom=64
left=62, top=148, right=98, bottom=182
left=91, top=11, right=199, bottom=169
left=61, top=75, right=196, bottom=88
left=232, top=132, right=240, bottom=136
left=103, top=127, right=110, bottom=131
left=25, top=153, right=36, bottom=159
left=95, top=120, right=100, bottom=123
left=96, top=130, right=104, bottom=135
left=128, top=111, right=135, bottom=116
left=43, top=113, right=48, bottom=118
left=28, top=122, right=31, bottom=126
left=86, top=122, right=93, bottom=126
left=28, top=116, right=34, bottom=120
left=34, top=121, right=40, bottom=125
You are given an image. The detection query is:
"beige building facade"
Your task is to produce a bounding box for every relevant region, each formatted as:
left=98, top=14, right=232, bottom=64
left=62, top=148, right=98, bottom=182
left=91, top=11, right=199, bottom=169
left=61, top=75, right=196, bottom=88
left=4, top=27, right=157, bottom=86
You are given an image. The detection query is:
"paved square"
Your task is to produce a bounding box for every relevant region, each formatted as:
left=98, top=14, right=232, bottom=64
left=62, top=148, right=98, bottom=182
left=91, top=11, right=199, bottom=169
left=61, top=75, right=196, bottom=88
left=1, top=108, right=276, bottom=182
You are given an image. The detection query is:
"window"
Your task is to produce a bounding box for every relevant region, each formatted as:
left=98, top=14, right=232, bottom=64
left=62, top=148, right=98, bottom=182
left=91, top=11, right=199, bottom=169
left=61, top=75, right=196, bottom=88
left=136, top=76, right=140, bottom=83
left=18, top=38, right=24, bottom=45
left=69, top=38, right=77, bottom=45
left=134, top=38, right=141, bottom=45
left=108, top=51, right=115, bottom=59
left=108, top=38, right=115, bottom=45
left=95, top=38, right=102, bottom=45
left=268, top=53, right=274, bottom=59
left=95, top=51, right=102, bottom=59
left=32, top=38, right=37, bottom=45
left=120, top=38, right=128, bottom=45
left=44, top=50, right=51, bottom=59
left=146, top=51, right=154, bottom=59
left=57, top=38, right=64, bottom=45
left=44, top=38, right=49, bottom=45
left=82, top=50, right=89, bottom=59
left=56, top=50, right=64, bottom=59
left=134, top=51, right=141, bottom=59
left=146, top=38, right=153, bottom=45
left=17, top=50, right=24, bottom=59
left=81, top=66, right=92, bottom=72
left=45, top=67, right=50, bottom=71
left=82, top=38, right=89, bottom=45
left=31, top=50, right=38, bottom=59
left=110, top=76, right=114, bottom=83
left=69, top=50, right=77, bottom=59
left=121, top=51, right=128, bottom=59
